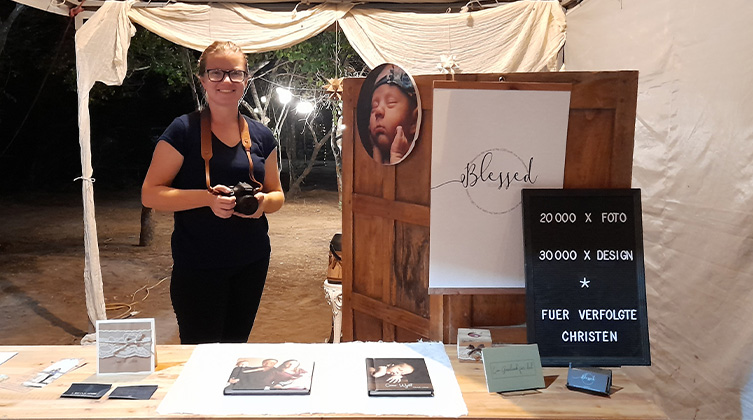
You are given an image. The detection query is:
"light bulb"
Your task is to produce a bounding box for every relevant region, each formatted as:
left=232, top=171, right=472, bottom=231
left=276, top=87, right=292, bottom=104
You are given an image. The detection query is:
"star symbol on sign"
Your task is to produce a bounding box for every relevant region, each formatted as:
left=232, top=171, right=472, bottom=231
left=580, top=277, right=590, bottom=288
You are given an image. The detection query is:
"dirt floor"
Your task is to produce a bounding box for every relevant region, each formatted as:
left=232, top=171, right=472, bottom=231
left=0, top=187, right=342, bottom=345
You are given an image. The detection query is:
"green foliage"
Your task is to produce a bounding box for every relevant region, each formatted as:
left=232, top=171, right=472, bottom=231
left=0, top=6, right=74, bottom=93
left=0, top=10, right=365, bottom=191
left=130, top=29, right=195, bottom=87
left=252, top=31, right=366, bottom=90
left=89, top=28, right=196, bottom=105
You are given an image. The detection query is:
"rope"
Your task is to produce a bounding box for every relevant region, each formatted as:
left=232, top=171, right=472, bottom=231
left=73, top=176, right=96, bottom=183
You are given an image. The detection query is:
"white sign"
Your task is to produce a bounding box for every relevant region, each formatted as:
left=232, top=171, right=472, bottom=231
left=429, top=84, right=571, bottom=289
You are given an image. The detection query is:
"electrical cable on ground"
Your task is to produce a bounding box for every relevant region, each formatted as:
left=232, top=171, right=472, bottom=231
left=105, top=275, right=169, bottom=319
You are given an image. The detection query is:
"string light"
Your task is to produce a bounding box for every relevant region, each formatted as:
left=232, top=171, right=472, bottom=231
left=296, top=101, right=315, bottom=115
left=276, top=87, right=292, bottom=104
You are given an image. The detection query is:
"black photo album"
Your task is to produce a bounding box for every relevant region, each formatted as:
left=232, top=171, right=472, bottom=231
left=365, top=357, right=434, bottom=397
left=223, top=357, right=314, bottom=395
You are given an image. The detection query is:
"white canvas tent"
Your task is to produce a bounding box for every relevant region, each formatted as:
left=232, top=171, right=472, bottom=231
left=22, top=0, right=566, bottom=330
left=565, top=2, right=753, bottom=419
left=8, top=0, right=753, bottom=418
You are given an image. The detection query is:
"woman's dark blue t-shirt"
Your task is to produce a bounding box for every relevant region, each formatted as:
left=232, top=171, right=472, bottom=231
left=159, top=112, right=277, bottom=269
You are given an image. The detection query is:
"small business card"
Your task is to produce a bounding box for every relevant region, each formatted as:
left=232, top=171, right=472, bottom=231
left=60, top=383, right=112, bottom=399
left=108, top=385, right=158, bottom=400
left=481, top=344, right=545, bottom=393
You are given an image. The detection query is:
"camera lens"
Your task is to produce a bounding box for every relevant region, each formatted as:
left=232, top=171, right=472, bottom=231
left=235, top=195, right=259, bottom=215
left=232, top=182, right=260, bottom=215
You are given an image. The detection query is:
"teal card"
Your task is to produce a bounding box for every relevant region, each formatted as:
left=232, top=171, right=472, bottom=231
left=481, top=344, right=545, bottom=393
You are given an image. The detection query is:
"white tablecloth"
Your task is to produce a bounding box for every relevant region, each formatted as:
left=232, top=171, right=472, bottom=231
left=157, top=341, right=467, bottom=417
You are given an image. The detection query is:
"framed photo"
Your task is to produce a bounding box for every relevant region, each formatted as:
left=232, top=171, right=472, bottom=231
left=356, top=63, right=422, bottom=166
left=96, top=318, right=156, bottom=375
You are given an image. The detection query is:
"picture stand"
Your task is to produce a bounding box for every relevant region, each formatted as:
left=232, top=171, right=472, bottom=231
left=566, top=364, right=613, bottom=396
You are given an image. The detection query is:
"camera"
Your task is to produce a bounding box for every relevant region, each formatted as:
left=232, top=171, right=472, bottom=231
left=215, top=182, right=260, bottom=215
left=214, top=182, right=261, bottom=214
left=232, top=182, right=261, bottom=215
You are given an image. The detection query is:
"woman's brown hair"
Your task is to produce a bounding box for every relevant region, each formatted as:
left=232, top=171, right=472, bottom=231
left=197, top=41, right=248, bottom=76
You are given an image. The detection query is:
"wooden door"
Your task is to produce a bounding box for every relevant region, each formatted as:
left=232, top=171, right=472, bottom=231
left=341, top=71, right=639, bottom=343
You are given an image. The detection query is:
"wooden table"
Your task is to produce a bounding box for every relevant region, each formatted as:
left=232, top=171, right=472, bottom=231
left=0, top=345, right=667, bottom=419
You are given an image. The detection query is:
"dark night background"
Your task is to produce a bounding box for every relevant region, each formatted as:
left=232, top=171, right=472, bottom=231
left=0, top=4, right=243, bottom=194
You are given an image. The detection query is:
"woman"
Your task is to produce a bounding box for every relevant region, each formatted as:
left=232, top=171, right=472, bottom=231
left=142, top=41, right=284, bottom=344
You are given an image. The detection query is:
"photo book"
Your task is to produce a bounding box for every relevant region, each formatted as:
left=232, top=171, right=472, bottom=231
left=365, top=357, right=434, bottom=397
left=223, top=357, right=314, bottom=395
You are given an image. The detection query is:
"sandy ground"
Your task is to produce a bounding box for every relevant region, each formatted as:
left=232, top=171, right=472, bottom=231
left=0, top=188, right=342, bottom=345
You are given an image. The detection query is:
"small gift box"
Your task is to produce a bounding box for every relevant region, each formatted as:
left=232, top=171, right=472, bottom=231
left=457, top=328, right=492, bottom=363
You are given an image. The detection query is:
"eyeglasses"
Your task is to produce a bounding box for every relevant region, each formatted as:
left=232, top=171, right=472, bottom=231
left=205, top=69, right=248, bottom=83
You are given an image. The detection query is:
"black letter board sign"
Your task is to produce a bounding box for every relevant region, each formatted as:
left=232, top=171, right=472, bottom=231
left=521, top=189, right=650, bottom=367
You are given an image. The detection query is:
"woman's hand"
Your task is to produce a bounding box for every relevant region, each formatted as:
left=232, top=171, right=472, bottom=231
left=233, top=192, right=265, bottom=219
left=209, top=185, right=236, bottom=218
left=235, top=149, right=285, bottom=217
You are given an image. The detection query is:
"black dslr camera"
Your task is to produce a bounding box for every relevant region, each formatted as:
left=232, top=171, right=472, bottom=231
left=227, top=182, right=261, bottom=215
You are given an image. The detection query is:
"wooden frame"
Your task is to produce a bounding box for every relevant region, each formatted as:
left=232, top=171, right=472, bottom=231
left=341, top=71, right=639, bottom=343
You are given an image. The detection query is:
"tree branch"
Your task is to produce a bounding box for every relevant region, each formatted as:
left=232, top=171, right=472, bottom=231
left=0, top=4, right=25, bottom=58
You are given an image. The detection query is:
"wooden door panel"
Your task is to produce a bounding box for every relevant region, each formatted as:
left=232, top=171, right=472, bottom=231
left=564, top=109, right=616, bottom=187
left=395, top=327, right=423, bottom=342
left=394, top=222, right=430, bottom=317
left=353, top=310, right=383, bottom=341
left=471, top=294, right=527, bottom=326
left=343, top=71, right=638, bottom=343
left=352, top=214, right=390, bottom=299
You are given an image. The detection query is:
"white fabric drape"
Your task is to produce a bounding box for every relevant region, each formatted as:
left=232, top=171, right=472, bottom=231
left=128, top=2, right=353, bottom=53
left=74, top=0, right=136, bottom=326
left=566, top=1, right=753, bottom=419
left=339, top=1, right=566, bottom=74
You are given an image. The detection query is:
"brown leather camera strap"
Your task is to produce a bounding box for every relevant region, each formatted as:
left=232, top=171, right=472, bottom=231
left=200, top=108, right=263, bottom=192
left=238, top=115, right=263, bottom=190
left=200, top=110, right=213, bottom=190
